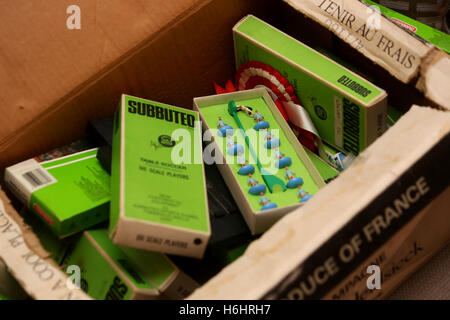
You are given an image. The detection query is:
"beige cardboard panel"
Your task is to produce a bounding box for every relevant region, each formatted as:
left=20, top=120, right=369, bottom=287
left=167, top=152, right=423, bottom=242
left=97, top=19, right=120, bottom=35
left=324, top=186, right=450, bottom=300
left=283, top=0, right=432, bottom=83
left=0, top=0, right=279, bottom=171
left=0, top=189, right=91, bottom=300
left=417, top=51, right=450, bottom=111
left=189, top=106, right=450, bottom=299
left=281, top=2, right=437, bottom=113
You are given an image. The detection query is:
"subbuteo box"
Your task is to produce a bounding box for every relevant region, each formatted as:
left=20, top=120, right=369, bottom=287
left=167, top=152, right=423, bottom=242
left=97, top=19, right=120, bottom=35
left=4, top=143, right=110, bottom=238
left=61, top=228, right=199, bottom=300
left=233, top=15, right=388, bottom=155
left=109, top=94, right=210, bottom=259
left=0, top=0, right=448, bottom=301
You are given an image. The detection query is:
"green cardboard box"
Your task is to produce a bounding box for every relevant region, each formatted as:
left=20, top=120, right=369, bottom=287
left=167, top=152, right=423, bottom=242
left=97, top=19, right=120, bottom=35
left=5, top=147, right=110, bottom=238
left=61, top=228, right=198, bottom=300
left=109, top=94, right=210, bottom=259
left=195, top=88, right=326, bottom=234
left=0, top=293, right=11, bottom=300
left=363, top=0, right=450, bottom=55
left=233, top=15, right=388, bottom=155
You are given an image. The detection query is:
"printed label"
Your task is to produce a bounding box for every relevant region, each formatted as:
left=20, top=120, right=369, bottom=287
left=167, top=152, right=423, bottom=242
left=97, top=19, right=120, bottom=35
left=284, top=0, right=432, bottom=82
left=262, top=132, right=449, bottom=299
left=334, top=96, right=343, bottom=147
left=4, top=159, right=57, bottom=205
left=0, top=196, right=91, bottom=300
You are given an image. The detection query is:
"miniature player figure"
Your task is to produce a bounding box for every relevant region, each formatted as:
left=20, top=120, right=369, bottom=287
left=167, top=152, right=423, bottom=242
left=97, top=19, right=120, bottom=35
left=274, top=147, right=284, bottom=159
left=253, top=110, right=264, bottom=122
left=226, top=135, right=234, bottom=147
left=248, top=174, right=258, bottom=187
left=217, top=117, right=227, bottom=128
left=264, top=128, right=272, bottom=140
left=298, top=186, right=309, bottom=198
left=297, top=185, right=312, bottom=203
left=259, top=192, right=270, bottom=205
left=237, top=152, right=247, bottom=166
left=285, top=167, right=295, bottom=180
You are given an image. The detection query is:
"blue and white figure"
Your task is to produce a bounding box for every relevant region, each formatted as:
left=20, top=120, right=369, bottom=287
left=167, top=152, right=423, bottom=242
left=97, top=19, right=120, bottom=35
left=253, top=111, right=264, bottom=122
left=275, top=157, right=292, bottom=168
left=284, top=168, right=296, bottom=180
left=254, top=121, right=270, bottom=131
left=274, top=148, right=284, bottom=159
left=264, top=138, right=280, bottom=149
left=274, top=147, right=292, bottom=168
left=237, top=152, right=255, bottom=175
left=226, top=135, right=234, bottom=147
left=328, top=152, right=347, bottom=171
left=217, top=117, right=233, bottom=137
left=248, top=175, right=266, bottom=195
left=227, top=143, right=244, bottom=156
left=260, top=194, right=277, bottom=211
left=253, top=110, right=269, bottom=130
left=298, top=187, right=312, bottom=203
left=287, top=177, right=303, bottom=189
left=284, top=167, right=303, bottom=189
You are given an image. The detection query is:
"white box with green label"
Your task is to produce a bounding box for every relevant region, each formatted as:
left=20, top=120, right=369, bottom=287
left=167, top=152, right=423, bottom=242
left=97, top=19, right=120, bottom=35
left=234, top=15, right=388, bottom=155
left=109, top=94, right=210, bottom=259
left=4, top=147, right=110, bottom=238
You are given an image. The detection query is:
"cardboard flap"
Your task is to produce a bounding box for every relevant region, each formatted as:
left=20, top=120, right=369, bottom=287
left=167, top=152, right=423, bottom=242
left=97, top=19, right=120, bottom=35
left=0, top=0, right=201, bottom=150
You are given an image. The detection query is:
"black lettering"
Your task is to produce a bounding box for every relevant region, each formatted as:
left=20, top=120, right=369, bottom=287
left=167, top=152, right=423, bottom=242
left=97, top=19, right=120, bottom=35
left=165, top=109, right=173, bottom=122
left=187, top=115, right=195, bottom=128
left=318, top=0, right=328, bottom=9
left=128, top=100, right=137, bottom=113
left=404, top=54, right=415, bottom=69
left=148, top=104, right=155, bottom=117
left=137, top=102, right=146, bottom=116
left=155, top=106, right=164, bottom=119
left=173, top=110, right=180, bottom=124
left=180, top=113, right=187, bottom=126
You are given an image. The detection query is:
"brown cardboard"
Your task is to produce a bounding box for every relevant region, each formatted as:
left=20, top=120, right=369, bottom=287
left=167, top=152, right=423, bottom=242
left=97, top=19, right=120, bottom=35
left=0, top=0, right=448, bottom=300
left=189, top=106, right=450, bottom=299
left=281, top=0, right=449, bottom=112
left=0, top=189, right=91, bottom=300
left=0, top=0, right=279, bottom=171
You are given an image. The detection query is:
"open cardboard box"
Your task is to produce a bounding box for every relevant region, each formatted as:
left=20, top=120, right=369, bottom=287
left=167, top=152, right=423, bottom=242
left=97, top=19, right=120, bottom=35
left=0, top=0, right=448, bottom=300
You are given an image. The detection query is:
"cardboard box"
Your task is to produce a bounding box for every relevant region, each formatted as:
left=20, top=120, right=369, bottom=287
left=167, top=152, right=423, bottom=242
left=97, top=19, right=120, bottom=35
left=4, top=147, right=110, bottom=238
left=61, top=228, right=199, bottom=300
left=0, top=0, right=448, bottom=300
left=0, top=190, right=91, bottom=300
left=190, top=105, right=450, bottom=299
left=283, top=0, right=450, bottom=110
left=21, top=207, right=200, bottom=300
left=195, top=88, right=325, bottom=234
left=363, top=0, right=450, bottom=55
left=233, top=15, right=388, bottom=155
left=109, top=94, right=210, bottom=259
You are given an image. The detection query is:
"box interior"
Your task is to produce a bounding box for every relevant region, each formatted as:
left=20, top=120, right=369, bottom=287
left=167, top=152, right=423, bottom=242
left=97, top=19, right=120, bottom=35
left=0, top=0, right=444, bottom=297
left=197, top=93, right=322, bottom=212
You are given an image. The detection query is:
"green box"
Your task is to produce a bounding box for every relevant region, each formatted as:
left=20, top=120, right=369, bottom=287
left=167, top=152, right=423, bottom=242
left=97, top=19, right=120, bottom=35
left=61, top=228, right=198, bottom=300
left=195, top=88, right=326, bottom=234
left=0, top=293, right=11, bottom=300
left=364, top=0, right=450, bottom=55
left=109, top=94, right=210, bottom=259
left=5, top=148, right=110, bottom=238
left=233, top=15, right=388, bottom=155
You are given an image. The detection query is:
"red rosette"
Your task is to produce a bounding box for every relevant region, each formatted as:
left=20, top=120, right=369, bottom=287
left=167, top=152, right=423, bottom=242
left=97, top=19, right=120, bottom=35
left=235, top=61, right=316, bottom=153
